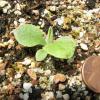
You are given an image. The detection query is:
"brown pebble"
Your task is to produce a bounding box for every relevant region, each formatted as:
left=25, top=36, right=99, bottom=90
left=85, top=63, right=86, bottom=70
left=54, top=73, right=66, bottom=84
left=82, top=56, right=100, bottom=93
left=27, top=69, right=37, bottom=80
left=7, top=84, right=15, bottom=95
left=0, top=62, right=7, bottom=71
left=31, top=79, right=38, bottom=85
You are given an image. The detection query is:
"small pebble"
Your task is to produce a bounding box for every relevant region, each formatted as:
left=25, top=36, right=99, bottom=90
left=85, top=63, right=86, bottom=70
left=29, top=61, right=36, bottom=68
left=58, top=84, right=66, bottom=90
left=32, top=10, right=39, bottom=16
left=19, top=18, right=25, bottom=23
left=0, top=58, right=3, bottom=63
left=23, top=82, right=32, bottom=91
left=14, top=20, right=18, bottom=26
left=3, top=8, right=8, bottom=13
left=19, top=93, right=24, bottom=99
left=27, top=69, right=37, bottom=80
left=15, top=73, right=21, bottom=79
left=14, top=10, right=22, bottom=15
left=23, top=93, right=29, bottom=100
left=22, top=58, right=31, bottom=65
left=54, top=73, right=66, bottom=84
left=79, top=31, right=85, bottom=38
left=80, top=43, right=88, bottom=51
left=55, top=16, right=64, bottom=25
left=33, top=68, right=44, bottom=74
left=43, top=92, right=55, bottom=100
left=0, top=70, right=5, bottom=75
left=0, top=1, right=8, bottom=7
left=56, top=91, right=63, bottom=99
left=43, top=9, right=49, bottom=15
left=0, top=62, right=7, bottom=71
left=44, top=70, right=51, bottom=76
left=28, top=88, right=32, bottom=93
left=49, top=75, right=54, bottom=83
left=63, top=94, right=70, bottom=100
left=84, top=91, right=88, bottom=96
left=8, top=39, right=14, bottom=45
left=2, top=3, right=11, bottom=13
left=15, top=3, right=21, bottom=10
left=49, top=6, right=56, bottom=12
left=85, top=96, right=91, bottom=100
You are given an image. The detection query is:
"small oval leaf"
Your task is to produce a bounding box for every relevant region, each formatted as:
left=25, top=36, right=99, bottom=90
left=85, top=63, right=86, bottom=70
left=43, top=36, right=76, bottom=59
left=36, top=49, right=47, bottom=61
left=13, top=24, right=46, bottom=47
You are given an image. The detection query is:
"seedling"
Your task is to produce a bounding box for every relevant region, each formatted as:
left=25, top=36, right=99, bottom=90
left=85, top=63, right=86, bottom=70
left=13, top=24, right=46, bottom=47
left=13, top=24, right=76, bottom=61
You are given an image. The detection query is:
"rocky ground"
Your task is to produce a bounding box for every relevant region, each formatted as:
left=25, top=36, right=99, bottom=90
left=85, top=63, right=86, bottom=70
left=0, top=0, right=100, bottom=100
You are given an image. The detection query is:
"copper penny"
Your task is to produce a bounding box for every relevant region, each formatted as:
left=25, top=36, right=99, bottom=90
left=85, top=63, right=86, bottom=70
left=82, top=55, right=100, bottom=93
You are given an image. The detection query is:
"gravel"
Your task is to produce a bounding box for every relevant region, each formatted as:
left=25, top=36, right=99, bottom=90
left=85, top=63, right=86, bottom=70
left=0, top=0, right=100, bottom=99
left=63, top=94, right=70, bottom=100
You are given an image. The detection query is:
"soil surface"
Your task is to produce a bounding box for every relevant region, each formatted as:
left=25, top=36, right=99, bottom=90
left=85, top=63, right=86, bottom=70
left=0, top=0, right=100, bottom=100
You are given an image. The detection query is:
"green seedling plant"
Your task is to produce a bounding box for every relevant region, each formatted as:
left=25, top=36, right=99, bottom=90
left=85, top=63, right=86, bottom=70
left=13, top=24, right=76, bottom=61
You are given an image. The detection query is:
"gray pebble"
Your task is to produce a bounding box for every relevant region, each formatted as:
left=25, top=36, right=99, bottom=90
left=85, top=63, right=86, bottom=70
left=85, top=96, right=91, bottom=100
left=63, top=94, right=70, bottom=100
left=76, top=97, right=81, bottom=100
left=56, top=91, right=62, bottom=99
left=84, top=91, right=88, bottom=96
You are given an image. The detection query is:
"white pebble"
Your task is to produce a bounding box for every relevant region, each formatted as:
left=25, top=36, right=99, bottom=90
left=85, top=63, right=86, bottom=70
left=0, top=58, right=3, bottom=63
left=44, top=9, right=49, bottom=14
left=79, top=32, right=84, bottom=38
left=23, top=82, right=32, bottom=91
left=0, top=1, right=8, bottom=7
left=67, top=6, right=72, bottom=9
left=3, top=8, right=7, bottom=13
left=49, top=6, right=56, bottom=12
left=19, top=93, right=24, bottom=99
left=38, top=21, right=42, bottom=25
left=15, top=73, right=21, bottom=79
left=45, top=92, right=54, bottom=100
left=80, top=43, right=88, bottom=51
left=16, top=3, right=21, bottom=10
left=3, top=3, right=11, bottom=13
left=32, top=10, right=39, bottom=15
left=44, top=70, right=51, bottom=76
left=14, top=10, right=22, bottom=15
left=14, top=20, right=18, bottom=26
left=19, top=18, right=25, bottom=23
left=55, top=16, right=64, bottom=25
left=33, top=68, right=44, bottom=73
left=22, top=58, right=31, bottom=65
left=58, top=84, right=66, bottom=90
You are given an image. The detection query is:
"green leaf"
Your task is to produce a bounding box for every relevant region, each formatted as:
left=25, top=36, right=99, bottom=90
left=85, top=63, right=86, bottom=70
left=13, top=24, right=46, bottom=47
left=36, top=49, right=47, bottom=61
left=46, top=26, right=53, bottom=44
left=43, top=36, right=76, bottom=59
